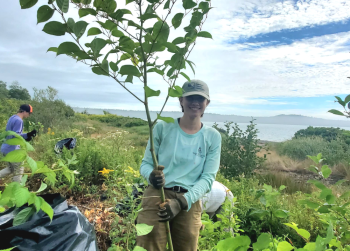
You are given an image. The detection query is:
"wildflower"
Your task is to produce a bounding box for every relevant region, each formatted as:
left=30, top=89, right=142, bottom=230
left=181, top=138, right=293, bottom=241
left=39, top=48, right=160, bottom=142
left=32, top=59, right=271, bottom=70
left=51, top=132, right=55, bottom=135
left=72, top=170, right=80, bottom=174
left=98, top=168, right=114, bottom=176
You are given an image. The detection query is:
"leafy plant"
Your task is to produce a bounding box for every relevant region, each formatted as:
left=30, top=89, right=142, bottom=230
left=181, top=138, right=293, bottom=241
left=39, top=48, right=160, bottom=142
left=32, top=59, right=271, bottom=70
left=328, top=94, right=350, bottom=118
left=0, top=130, right=78, bottom=225
left=215, top=120, right=266, bottom=179
left=19, top=0, right=214, bottom=249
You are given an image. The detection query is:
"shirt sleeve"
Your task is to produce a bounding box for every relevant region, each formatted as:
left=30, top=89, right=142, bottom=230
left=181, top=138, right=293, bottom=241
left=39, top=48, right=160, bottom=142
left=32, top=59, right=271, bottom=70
left=184, top=131, right=222, bottom=210
left=140, top=123, right=161, bottom=183
left=12, top=119, right=28, bottom=139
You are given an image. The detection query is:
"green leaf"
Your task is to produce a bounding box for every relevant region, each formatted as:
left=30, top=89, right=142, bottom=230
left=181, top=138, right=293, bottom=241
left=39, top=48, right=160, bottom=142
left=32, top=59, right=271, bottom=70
left=126, top=0, right=135, bottom=4
left=133, top=247, right=147, bottom=251
left=13, top=206, right=35, bottom=226
left=182, top=0, right=197, bottom=9
left=125, top=75, right=133, bottom=83
left=144, top=86, right=160, bottom=97
left=164, top=0, right=170, bottom=9
left=37, top=5, right=54, bottom=24
left=328, top=109, right=345, bottom=116
left=307, top=180, right=327, bottom=190
left=167, top=67, right=176, bottom=77
left=14, top=187, right=30, bottom=207
left=57, top=0, right=69, bottom=13
left=92, top=67, right=109, bottom=76
left=67, top=17, right=75, bottom=33
left=5, top=138, right=25, bottom=147
left=164, top=42, right=178, bottom=53
left=340, top=190, right=350, bottom=199
left=73, top=21, right=88, bottom=39
left=148, top=68, right=164, bottom=76
left=28, top=193, right=42, bottom=212
left=325, top=222, right=334, bottom=244
left=173, top=37, right=186, bottom=44
left=320, top=188, right=333, bottom=200
left=26, top=156, right=38, bottom=173
left=91, top=38, right=107, bottom=58
left=99, top=20, right=118, bottom=31
left=40, top=197, right=54, bottom=220
left=79, top=8, right=97, bottom=18
left=120, top=65, right=141, bottom=77
left=198, top=31, right=213, bottom=39
left=110, top=9, right=132, bottom=21
left=157, top=114, right=174, bottom=123
left=321, top=165, right=332, bottom=179
left=20, top=0, right=38, bottom=9
left=47, top=47, right=58, bottom=53
left=74, top=51, right=91, bottom=60
left=335, top=179, right=347, bottom=186
left=109, top=62, right=119, bottom=72
left=20, top=175, right=28, bottom=186
left=298, top=200, right=320, bottom=209
left=2, top=150, right=27, bottom=162
left=273, top=209, right=289, bottom=218
left=199, top=1, right=210, bottom=14
left=0, top=246, right=17, bottom=251
left=36, top=182, right=48, bottom=193
left=153, top=21, right=170, bottom=44
left=94, top=0, right=116, bottom=14
left=279, top=185, right=286, bottom=191
left=253, top=233, right=271, bottom=250
left=172, top=13, right=184, bottom=29
left=180, top=72, right=190, bottom=81
left=344, top=94, right=350, bottom=105
left=303, top=243, right=316, bottom=251
left=318, top=205, right=330, bottom=213
left=111, top=28, right=124, bottom=37
left=296, top=229, right=311, bottom=241
left=186, top=60, right=195, bottom=74
left=57, top=42, right=80, bottom=55
left=136, top=223, right=154, bottom=236
left=101, top=59, right=109, bottom=72
left=168, top=86, right=183, bottom=97
left=43, top=21, right=66, bottom=36
left=326, top=194, right=336, bottom=204
left=249, top=209, right=269, bottom=219
left=335, top=96, right=346, bottom=107
left=216, top=236, right=251, bottom=251
left=277, top=241, right=294, bottom=251
left=88, top=27, right=102, bottom=36
left=140, top=13, right=159, bottom=21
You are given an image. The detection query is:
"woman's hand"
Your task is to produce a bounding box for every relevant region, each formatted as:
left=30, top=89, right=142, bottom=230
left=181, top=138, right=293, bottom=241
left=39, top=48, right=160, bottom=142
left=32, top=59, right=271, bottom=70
left=149, top=165, right=165, bottom=189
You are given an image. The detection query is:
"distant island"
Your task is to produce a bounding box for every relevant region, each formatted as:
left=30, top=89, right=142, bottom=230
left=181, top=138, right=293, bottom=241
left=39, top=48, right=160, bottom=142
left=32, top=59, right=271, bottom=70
left=73, top=108, right=350, bottom=127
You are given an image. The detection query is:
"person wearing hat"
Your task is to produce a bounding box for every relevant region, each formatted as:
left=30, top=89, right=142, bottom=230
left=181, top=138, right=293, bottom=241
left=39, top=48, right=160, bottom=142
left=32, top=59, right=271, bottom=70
left=136, top=80, right=222, bottom=251
left=0, top=104, right=37, bottom=182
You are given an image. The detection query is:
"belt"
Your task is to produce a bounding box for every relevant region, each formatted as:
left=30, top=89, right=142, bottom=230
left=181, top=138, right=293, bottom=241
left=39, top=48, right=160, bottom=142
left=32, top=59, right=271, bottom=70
left=164, top=186, right=188, bottom=193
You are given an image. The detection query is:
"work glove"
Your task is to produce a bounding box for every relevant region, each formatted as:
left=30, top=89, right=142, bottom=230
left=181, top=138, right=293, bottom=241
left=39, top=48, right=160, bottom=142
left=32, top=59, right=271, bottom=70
left=27, top=129, right=37, bottom=138
left=158, top=195, right=188, bottom=222
left=149, top=165, right=165, bottom=189
left=25, top=130, right=37, bottom=142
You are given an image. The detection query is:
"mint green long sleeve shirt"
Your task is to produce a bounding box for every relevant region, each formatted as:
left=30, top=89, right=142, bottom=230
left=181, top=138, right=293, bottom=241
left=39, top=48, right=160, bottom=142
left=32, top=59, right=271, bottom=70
left=140, top=119, right=222, bottom=210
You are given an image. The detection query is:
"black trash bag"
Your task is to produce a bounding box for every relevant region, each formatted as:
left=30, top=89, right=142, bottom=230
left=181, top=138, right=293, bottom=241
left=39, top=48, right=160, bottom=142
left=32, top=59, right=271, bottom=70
left=115, top=183, right=146, bottom=217
left=0, top=193, right=99, bottom=251
left=54, top=138, right=77, bottom=154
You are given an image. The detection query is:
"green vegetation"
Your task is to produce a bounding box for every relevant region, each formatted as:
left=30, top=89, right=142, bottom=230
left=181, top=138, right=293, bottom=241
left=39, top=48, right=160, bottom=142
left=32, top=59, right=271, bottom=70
left=294, top=126, right=350, bottom=144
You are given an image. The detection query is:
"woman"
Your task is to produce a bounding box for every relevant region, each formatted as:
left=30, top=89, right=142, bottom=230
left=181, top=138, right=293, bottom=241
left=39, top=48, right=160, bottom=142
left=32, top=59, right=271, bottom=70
left=136, top=80, right=222, bottom=251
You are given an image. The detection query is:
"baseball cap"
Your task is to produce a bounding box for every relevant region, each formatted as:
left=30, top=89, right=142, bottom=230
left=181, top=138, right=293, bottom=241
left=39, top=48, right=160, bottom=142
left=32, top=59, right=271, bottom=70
left=182, top=80, right=210, bottom=100
left=20, top=104, right=33, bottom=113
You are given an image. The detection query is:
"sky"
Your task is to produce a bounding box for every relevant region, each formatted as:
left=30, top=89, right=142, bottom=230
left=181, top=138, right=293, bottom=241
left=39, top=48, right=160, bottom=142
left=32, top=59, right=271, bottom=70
left=1, top=0, right=350, bottom=120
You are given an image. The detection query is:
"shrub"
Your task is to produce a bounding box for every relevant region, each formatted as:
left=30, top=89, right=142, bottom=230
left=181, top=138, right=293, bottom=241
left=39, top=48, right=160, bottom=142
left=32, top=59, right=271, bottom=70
left=215, top=120, right=266, bottom=179
left=294, top=126, right=350, bottom=144
left=277, top=136, right=350, bottom=165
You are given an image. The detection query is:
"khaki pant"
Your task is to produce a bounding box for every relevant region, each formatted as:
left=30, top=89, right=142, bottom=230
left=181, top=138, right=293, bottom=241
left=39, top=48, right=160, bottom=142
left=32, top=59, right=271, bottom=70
left=0, top=153, right=24, bottom=183
left=136, top=186, right=202, bottom=251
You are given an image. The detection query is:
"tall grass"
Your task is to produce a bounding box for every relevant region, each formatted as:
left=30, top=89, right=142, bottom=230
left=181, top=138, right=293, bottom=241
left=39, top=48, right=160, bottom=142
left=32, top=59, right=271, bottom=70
left=276, top=136, right=350, bottom=166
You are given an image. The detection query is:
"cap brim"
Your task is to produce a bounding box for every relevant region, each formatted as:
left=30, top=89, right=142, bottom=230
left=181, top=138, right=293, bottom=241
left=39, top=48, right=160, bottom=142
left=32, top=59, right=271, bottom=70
left=182, top=91, right=210, bottom=100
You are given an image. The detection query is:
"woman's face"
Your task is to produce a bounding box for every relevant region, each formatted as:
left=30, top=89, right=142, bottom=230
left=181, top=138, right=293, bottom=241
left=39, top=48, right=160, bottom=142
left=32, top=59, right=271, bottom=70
left=180, top=95, right=210, bottom=118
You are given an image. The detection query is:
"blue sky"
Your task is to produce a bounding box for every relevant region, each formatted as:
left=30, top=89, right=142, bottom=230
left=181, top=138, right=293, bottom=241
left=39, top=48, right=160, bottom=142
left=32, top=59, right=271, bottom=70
left=0, top=0, right=350, bottom=119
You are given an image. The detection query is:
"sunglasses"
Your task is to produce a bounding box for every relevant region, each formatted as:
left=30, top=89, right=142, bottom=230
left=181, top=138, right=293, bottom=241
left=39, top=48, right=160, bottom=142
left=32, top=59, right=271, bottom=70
left=185, top=95, right=206, bottom=103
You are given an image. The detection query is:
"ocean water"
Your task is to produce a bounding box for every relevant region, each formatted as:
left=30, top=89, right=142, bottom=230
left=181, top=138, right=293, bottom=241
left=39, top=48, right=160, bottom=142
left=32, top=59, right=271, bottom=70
left=203, top=122, right=350, bottom=142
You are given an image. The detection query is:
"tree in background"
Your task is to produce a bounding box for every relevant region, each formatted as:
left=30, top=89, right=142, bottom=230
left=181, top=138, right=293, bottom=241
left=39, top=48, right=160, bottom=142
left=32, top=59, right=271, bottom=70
left=0, top=81, right=9, bottom=99
left=8, top=81, right=31, bottom=100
